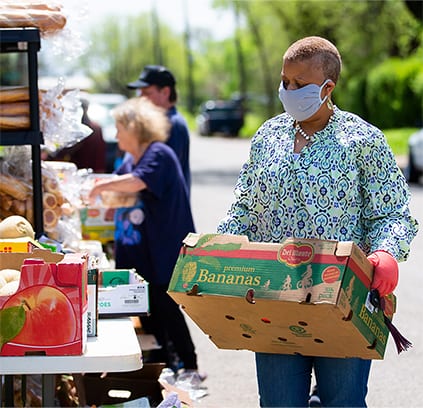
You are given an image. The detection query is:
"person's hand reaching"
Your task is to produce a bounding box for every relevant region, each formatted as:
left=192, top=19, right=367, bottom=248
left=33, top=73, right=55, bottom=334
left=367, top=250, right=399, bottom=297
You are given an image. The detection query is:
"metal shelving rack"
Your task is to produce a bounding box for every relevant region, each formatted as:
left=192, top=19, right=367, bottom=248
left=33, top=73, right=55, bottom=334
left=0, top=27, right=44, bottom=237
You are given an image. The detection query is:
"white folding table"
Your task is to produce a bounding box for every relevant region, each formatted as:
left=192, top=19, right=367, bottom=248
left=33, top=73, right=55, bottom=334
left=0, top=318, right=142, bottom=406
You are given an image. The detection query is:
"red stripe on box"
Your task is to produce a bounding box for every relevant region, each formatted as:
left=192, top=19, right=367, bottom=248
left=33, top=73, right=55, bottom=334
left=183, top=248, right=348, bottom=268
left=347, top=257, right=371, bottom=287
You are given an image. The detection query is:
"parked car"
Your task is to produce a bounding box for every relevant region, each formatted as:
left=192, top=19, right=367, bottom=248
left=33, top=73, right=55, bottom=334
left=85, top=93, right=127, bottom=173
left=197, top=99, right=244, bottom=137
left=405, top=128, right=423, bottom=183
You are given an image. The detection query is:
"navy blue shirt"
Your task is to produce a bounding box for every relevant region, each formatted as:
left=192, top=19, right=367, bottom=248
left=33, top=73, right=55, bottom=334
left=166, top=106, right=191, bottom=194
left=114, top=142, right=195, bottom=285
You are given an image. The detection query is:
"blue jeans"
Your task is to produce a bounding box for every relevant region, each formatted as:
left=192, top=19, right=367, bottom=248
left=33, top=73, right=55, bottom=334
left=255, top=353, right=371, bottom=407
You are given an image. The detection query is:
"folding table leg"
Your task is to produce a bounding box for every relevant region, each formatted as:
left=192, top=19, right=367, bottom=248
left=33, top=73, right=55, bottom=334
left=4, top=375, right=14, bottom=407
left=42, top=374, right=56, bottom=407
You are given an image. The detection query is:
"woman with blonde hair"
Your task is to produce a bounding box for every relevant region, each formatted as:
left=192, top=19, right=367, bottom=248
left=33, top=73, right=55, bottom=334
left=89, top=97, right=200, bottom=378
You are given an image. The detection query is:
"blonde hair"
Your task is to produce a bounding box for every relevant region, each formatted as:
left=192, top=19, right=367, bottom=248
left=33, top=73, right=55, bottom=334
left=111, top=97, right=170, bottom=144
left=283, top=36, right=342, bottom=83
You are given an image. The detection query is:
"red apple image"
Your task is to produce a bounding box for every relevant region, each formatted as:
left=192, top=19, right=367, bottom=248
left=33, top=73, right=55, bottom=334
left=3, top=285, right=77, bottom=346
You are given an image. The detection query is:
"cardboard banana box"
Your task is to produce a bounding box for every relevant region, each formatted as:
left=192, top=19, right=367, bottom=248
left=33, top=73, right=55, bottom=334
left=168, top=233, right=396, bottom=360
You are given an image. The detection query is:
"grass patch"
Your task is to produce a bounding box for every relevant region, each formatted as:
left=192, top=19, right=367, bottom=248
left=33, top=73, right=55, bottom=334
left=383, top=128, right=417, bottom=156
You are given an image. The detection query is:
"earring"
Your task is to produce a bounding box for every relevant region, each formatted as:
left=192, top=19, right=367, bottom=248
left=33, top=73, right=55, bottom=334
left=327, top=98, right=334, bottom=110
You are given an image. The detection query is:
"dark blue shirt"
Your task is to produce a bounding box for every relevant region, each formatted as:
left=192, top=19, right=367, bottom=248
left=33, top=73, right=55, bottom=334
left=114, top=142, right=195, bottom=285
left=166, top=106, right=191, bottom=194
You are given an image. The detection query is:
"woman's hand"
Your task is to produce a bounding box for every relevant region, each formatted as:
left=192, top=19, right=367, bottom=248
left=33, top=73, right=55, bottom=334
left=87, top=181, right=107, bottom=205
left=367, top=250, right=399, bottom=297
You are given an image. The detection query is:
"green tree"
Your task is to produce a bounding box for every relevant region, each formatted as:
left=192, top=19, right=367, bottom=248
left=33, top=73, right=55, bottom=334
left=76, top=0, right=421, bottom=126
left=81, top=13, right=187, bottom=98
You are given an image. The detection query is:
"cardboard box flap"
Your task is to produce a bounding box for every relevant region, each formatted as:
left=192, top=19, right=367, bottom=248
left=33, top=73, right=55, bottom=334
left=55, top=253, right=88, bottom=287
left=335, top=241, right=354, bottom=257
left=182, top=232, right=250, bottom=248
left=0, top=248, right=64, bottom=271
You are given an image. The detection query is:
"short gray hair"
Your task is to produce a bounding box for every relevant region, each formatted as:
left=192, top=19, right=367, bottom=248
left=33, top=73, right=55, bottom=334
left=283, top=36, right=342, bottom=83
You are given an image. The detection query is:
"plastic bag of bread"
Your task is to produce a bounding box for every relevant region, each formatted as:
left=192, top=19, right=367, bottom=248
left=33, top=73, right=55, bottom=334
left=40, top=79, right=92, bottom=154
left=0, top=147, right=33, bottom=221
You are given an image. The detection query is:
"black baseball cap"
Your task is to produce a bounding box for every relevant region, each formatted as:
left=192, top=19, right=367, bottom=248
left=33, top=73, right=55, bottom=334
left=127, top=65, right=176, bottom=89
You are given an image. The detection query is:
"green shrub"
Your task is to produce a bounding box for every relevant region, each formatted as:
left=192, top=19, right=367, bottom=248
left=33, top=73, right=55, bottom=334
left=366, top=56, right=423, bottom=128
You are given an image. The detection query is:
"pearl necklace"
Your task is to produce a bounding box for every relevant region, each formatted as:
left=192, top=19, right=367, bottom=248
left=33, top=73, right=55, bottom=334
left=295, top=113, right=335, bottom=144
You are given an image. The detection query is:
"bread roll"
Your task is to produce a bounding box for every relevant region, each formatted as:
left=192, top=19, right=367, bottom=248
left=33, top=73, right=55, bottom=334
left=0, top=276, right=7, bottom=289
left=0, top=269, right=21, bottom=283
left=0, top=215, right=35, bottom=239
left=43, top=191, right=58, bottom=209
left=43, top=208, right=58, bottom=229
left=0, top=280, right=19, bottom=296
left=44, top=176, right=59, bottom=193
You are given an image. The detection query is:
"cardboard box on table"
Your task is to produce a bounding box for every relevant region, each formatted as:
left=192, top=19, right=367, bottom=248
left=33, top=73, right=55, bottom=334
left=0, top=237, right=44, bottom=253
left=168, top=233, right=397, bottom=360
left=0, top=249, right=88, bottom=356
left=98, top=269, right=149, bottom=317
left=79, top=207, right=116, bottom=244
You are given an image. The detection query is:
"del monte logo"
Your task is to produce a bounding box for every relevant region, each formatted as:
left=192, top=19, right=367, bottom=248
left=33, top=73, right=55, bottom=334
left=278, top=242, right=314, bottom=266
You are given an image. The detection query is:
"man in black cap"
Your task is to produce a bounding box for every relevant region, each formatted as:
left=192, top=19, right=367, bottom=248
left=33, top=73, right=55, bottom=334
left=127, top=65, right=191, bottom=195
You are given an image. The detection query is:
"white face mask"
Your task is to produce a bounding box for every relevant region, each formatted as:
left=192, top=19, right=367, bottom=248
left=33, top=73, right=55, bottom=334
left=278, top=79, right=330, bottom=121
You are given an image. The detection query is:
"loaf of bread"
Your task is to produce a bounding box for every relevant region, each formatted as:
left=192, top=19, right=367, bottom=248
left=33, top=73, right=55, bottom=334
left=0, top=174, right=32, bottom=201
left=0, top=86, right=30, bottom=103
left=0, top=9, right=67, bottom=33
left=0, top=1, right=63, bottom=12
left=0, top=102, right=30, bottom=116
left=0, top=115, right=30, bottom=130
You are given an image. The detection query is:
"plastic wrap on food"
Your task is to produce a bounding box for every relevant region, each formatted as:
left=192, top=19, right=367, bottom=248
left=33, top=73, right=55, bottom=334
left=40, top=78, right=92, bottom=154
left=0, top=147, right=33, bottom=221
left=37, top=0, right=90, bottom=59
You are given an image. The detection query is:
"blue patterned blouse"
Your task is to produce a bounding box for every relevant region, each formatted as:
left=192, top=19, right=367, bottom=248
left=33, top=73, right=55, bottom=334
left=217, top=107, right=418, bottom=261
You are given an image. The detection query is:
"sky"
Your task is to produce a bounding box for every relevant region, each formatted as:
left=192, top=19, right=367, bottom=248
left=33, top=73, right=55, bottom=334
left=63, top=0, right=235, bottom=40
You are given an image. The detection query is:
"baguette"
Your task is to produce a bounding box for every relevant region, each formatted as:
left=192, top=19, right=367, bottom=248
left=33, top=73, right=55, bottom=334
left=0, top=9, right=67, bottom=33
left=0, top=102, right=30, bottom=116
left=0, top=174, right=32, bottom=201
left=0, top=86, right=30, bottom=103
left=0, top=194, right=13, bottom=211
left=0, top=1, right=63, bottom=12
left=10, top=199, right=26, bottom=216
left=0, top=115, right=30, bottom=130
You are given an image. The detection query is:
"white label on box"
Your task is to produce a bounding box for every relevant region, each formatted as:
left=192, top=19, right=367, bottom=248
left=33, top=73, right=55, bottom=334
left=98, top=283, right=149, bottom=314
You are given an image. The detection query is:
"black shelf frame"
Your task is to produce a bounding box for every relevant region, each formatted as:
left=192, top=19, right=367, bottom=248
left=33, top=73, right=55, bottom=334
left=0, top=27, right=44, bottom=237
